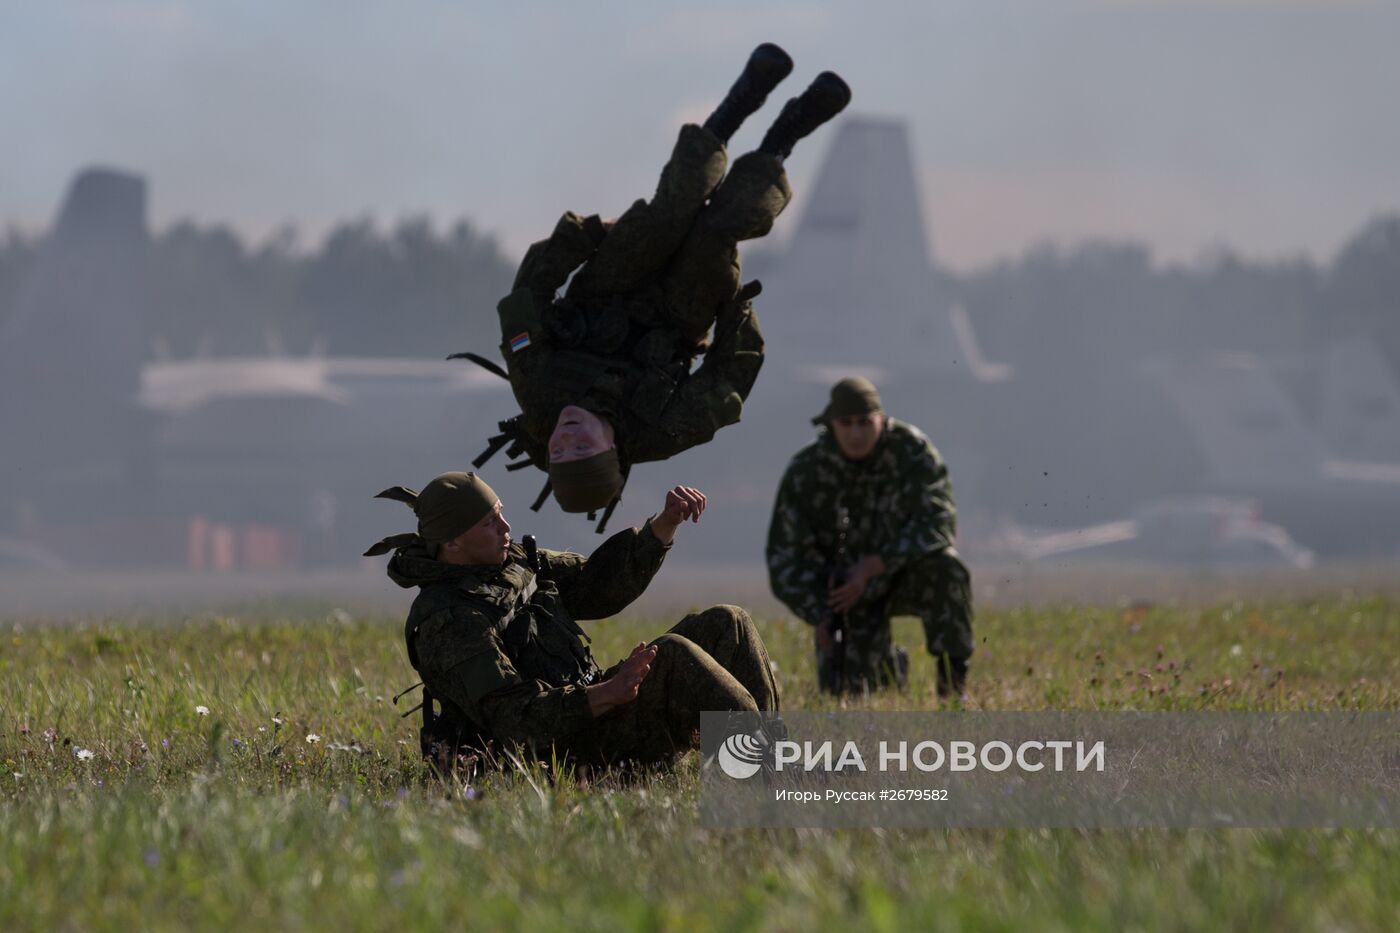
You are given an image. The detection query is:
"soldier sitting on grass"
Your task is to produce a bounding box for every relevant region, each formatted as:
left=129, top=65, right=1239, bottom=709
left=766, top=377, right=975, bottom=698
left=465, top=43, right=851, bottom=529
left=365, top=472, right=780, bottom=771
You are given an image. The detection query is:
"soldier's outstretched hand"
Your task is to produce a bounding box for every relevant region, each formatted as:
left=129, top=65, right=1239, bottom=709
left=651, top=486, right=707, bottom=545
left=664, top=486, right=706, bottom=523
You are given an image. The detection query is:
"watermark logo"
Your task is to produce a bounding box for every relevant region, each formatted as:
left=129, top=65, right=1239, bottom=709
left=717, top=732, right=766, bottom=780
left=701, top=711, right=1400, bottom=829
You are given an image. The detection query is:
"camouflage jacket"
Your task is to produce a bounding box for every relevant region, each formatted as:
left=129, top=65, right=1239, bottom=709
left=765, top=419, right=958, bottom=626
left=494, top=212, right=764, bottom=467
left=386, top=522, right=669, bottom=752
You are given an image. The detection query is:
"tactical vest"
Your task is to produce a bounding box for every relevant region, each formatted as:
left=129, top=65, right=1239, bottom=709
left=477, top=558, right=601, bottom=690
left=404, top=557, right=599, bottom=702
left=403, top=554, right=600, bottom=766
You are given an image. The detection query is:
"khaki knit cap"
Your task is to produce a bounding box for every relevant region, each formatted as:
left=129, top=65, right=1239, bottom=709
left=414, top=472, right=500, bottom=544
left=813, top=376, right=883, bottom=424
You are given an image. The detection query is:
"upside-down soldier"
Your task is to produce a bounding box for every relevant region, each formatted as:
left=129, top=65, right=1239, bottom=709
left=466, top=44, right=851, bottom=529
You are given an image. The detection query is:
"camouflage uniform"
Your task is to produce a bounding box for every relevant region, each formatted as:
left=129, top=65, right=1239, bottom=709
left=493, top=124, right=789, bottom=468
left=765, top=419, right=974, bottom=692
left=386, top=521, right=780, bottom=767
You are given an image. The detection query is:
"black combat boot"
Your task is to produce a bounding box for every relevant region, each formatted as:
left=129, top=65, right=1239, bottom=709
left=703, top=43, right=794, bottom=143
left=934, top=654, right=969, bottom=699
left=758, top=71, right=852, bottom=160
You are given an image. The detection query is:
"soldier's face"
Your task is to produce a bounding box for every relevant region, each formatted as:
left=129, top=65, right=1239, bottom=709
left=832, top=412, right=886, bottom=461
left=548, top=405, right=617, bottom=464
left=439, top=501, right=512, bottom=565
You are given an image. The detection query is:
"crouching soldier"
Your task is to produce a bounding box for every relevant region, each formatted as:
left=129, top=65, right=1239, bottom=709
left=365, top=472, right=780, bottom=770
left=765, top=378, right=975, bottom=698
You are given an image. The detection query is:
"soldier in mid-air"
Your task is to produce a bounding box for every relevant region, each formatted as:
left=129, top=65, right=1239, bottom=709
left=466, top=44, right=851, bottom=528
left=365, top=471, right=780, bottom=770
left=765, top=377, right=975, bottom=698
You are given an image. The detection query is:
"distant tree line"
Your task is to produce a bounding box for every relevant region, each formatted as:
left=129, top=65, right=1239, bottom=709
left=0, top=215, right=515, bottom=358
left=0, top=211, right=1397, bottom=368
left=953, top=214, right=1400, bottom=380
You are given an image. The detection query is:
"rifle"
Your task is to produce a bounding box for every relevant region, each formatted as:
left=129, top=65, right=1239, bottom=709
left=828, top=503, right=851, bottom=694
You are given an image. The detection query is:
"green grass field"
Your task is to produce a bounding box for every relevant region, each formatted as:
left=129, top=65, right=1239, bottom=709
left=2, top=598, right=1397, bottom=931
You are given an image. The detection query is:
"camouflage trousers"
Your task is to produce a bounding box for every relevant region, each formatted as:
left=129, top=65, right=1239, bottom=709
left=817, top=549, right=974, bottom=693
left=565, top=123, right=791, bottom=346
left=580, top=604, right=781, bottom=767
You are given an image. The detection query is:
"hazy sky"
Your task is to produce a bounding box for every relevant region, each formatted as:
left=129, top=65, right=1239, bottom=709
left=3, top=0, right=1398, bottom=269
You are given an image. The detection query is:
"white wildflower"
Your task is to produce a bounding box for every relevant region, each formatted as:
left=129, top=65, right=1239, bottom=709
left=75, top=748, right=95, bottom=761
left=305, top=733, right=321, bottom=744
left=451, top=824, right=482, bottom=848
left=195, top=705, right=210, bottom=716
left=1229, top=644, right=1243, bottom=658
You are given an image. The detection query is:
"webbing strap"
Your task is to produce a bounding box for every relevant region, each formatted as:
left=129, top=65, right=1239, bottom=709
left=473, top=432, right=510, bottom=469
left=447, top=351, right=509, bottom=381
left=530, top=480, right=553, bottom=512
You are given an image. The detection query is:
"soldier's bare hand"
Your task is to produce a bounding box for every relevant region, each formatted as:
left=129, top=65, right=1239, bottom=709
left=588, top=642, right=656, bottom=716
left=827, top=577, right=866, bottom=613
left=650, top=486, right=706, bottom=546
left=663, top=486, right=706, bottom=524
left=617, top=641, right=655, bottom=690
left=827, top=554, right=884, bottom=613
